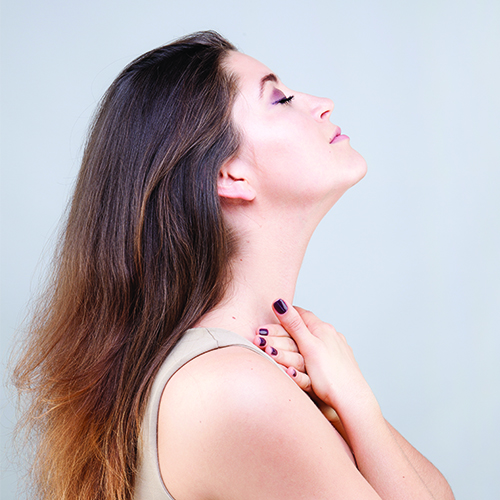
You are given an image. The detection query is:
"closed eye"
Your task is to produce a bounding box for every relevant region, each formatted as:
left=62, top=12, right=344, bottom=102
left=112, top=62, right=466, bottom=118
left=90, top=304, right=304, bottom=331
left=273, top=95, right=294, bottom=105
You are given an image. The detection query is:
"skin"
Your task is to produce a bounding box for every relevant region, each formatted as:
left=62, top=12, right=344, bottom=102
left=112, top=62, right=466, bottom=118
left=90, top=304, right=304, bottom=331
left=254, top=302, right=455, bottom=499
left=157, top=51, right=455, bottom=499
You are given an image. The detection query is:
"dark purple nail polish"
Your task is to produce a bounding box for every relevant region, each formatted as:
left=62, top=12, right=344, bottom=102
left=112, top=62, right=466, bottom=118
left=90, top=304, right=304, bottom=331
left=259, top=328, right=269, bottom=336
left=270, top=347, right=278, bottom=356
left=273, top=299, right=288, bottom=315
left=259, top=337, right=267, bottom=347
left=291, top=368, right=297, bottom=377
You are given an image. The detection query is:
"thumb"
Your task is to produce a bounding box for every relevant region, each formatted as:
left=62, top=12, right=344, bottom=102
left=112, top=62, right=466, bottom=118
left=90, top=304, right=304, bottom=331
left=272, top=299, right=312, bottom=350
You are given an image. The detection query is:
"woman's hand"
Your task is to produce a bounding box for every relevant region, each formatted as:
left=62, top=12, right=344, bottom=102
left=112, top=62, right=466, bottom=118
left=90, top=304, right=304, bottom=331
left=252, top=324, right=312, bottom=392
left=257, top=299, right=378, bottom=418
left=253, top=314, right=347, bottom=436
left=255, top=300, right=455, bottom=499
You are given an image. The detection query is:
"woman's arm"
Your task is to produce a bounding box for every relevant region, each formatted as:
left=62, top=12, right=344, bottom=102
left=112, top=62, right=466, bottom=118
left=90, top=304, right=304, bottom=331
left=158, top=345, right=383, bottom=499
left=254, top=301, right=454, bottom=500
left=385, top=421, right=455, bottom=500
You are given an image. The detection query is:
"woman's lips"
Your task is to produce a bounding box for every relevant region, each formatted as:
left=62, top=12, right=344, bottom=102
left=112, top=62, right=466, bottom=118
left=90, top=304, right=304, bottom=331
left=330, top=130, right=350, bottom=144
left=331, top=134, right=349, bottom=143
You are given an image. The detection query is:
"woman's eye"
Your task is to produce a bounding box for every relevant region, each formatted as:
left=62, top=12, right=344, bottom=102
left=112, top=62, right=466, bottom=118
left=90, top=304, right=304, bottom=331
left=273, top=94, right=294, bottom=105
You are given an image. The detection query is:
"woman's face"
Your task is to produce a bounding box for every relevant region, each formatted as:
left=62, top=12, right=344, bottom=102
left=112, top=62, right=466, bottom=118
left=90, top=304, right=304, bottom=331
left=224, top=51, right=367, bottom=214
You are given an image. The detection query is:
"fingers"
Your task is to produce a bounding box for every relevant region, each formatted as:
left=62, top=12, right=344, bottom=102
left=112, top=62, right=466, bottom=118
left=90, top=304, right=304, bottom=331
left=257, top=325, right=295, bottom=338
left=285, top=366, right=312, bottom=392
left=253, top=329, right=299, bottom=352
left=271, top=299, right=312, bottom=349
left=253, top=335, right=306, bottom=372
left=254, top=301, right=363, bottom=413
left=265, top=346, right=305, bottom=372
left=253, top=321, right=309, bottom=390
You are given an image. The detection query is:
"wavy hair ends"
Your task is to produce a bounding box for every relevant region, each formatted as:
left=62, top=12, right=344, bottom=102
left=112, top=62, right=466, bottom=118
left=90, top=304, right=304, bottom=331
left=12, top=31, right=239, bottom=500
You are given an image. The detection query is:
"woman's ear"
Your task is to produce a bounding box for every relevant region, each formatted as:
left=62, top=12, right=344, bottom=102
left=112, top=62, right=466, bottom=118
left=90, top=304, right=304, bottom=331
left=217, top=157, right=256, bottom=201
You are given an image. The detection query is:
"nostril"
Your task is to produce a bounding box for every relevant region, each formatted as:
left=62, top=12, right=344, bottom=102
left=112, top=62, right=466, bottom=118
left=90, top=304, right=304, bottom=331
left=317, top=97, right=334, bottom=120
left=321, top=109, right=332, bottom=120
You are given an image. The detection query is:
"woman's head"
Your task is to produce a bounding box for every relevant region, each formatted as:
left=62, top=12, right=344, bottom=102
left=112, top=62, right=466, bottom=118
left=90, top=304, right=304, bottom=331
left=218, top=51, right=367, bottom=227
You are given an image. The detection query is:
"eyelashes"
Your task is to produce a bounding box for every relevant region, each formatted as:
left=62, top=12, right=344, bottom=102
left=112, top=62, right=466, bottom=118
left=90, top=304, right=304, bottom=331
left=273, top=95, right=294, bottom=105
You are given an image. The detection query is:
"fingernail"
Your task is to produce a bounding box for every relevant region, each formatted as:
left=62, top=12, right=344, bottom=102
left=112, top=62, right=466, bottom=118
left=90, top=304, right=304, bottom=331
left=259, top=337, right=267, bottom=347
left=270, top=347, right=278, bottom=356
left=258, top=328, right=269, bottom=336
left=291, top=368, right=297, bottom=377
left=273, top=299, right=288, bottom=315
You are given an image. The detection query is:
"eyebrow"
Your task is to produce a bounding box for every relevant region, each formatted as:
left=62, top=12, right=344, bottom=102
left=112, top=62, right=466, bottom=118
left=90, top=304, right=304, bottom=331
left=259, top=73, right=278, bottom=98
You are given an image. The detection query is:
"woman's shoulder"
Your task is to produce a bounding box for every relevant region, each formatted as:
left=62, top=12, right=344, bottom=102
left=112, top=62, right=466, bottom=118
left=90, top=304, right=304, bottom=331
left=160, top=343, right=294, bottom=424
left=158, top=344, right=298, bottom=446
left=157, top=344, right=373, bottom=500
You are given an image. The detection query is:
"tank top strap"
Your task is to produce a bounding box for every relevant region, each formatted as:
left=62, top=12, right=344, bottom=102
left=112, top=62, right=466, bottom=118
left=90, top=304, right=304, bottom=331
left=134, top=327, right=282, bottom=499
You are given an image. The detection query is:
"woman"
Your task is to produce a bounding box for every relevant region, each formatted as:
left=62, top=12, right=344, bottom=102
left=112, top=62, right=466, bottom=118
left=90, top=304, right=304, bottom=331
left=13, top=31, right=454, bottom=499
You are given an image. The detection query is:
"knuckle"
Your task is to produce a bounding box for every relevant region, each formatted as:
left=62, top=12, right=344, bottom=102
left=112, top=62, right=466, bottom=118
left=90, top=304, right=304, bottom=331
left=297, top=354, right=306, bottom=371
left=302, top=377, right=312, bottom=393
left=316, top=322, right=336, bottom=339
left=324, top=322, right=336, bottom=333
left=287, top=315, right=303, bottom=332
left=271, top=325, right=289, bottom=337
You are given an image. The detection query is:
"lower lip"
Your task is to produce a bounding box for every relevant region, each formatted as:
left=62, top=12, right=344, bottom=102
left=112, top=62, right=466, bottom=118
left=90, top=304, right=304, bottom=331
left=331, top=134, right=350, bottom=144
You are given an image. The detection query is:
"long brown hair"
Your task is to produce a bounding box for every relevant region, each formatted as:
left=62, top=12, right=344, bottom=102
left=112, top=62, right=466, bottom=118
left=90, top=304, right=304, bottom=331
left=12, top=31, right=239, bottom=500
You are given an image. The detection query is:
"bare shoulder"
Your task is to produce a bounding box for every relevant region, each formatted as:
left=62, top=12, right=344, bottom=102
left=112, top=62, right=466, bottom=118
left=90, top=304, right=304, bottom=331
left=158, top=346, right=379, bottom=500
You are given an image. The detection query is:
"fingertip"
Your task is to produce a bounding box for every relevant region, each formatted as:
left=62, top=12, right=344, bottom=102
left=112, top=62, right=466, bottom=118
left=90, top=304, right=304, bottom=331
left=273, top=299, right=288, bottom=315
left=253, top=336, right=267, bottom=348
left=266, top=346, right=278, bottom=357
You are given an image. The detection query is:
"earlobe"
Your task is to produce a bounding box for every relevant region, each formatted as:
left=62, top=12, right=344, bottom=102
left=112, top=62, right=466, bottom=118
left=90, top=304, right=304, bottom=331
left=217, top=158, right=256, bottom=201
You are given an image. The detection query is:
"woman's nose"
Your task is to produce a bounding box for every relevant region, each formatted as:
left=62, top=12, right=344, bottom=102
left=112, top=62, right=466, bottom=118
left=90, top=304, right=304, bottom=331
left=318, top=97, right=334, bottom=121
left=310, top=95, right=334, bottom=122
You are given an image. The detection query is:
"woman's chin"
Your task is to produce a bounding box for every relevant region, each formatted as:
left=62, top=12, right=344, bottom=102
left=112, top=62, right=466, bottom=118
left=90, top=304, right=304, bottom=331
left=353, top=154, right=368, bottom=184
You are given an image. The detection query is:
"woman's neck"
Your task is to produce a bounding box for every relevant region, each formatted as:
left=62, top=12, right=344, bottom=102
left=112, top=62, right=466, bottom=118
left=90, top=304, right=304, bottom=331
left=196, top=210, right=314, bottom=341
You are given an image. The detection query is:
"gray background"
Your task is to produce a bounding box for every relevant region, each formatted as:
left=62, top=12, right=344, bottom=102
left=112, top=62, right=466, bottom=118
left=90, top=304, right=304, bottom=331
left=1, top=0, right=499, bottom=498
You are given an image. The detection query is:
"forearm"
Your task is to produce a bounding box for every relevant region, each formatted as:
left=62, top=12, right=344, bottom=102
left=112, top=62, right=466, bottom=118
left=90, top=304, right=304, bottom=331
left=258, top=303, right=454, bottom=499
left=320, top=400, right=454, bottom=499
left=385, top=421, right=455, bottom=500
left=335, top=394, right=436, bottom=500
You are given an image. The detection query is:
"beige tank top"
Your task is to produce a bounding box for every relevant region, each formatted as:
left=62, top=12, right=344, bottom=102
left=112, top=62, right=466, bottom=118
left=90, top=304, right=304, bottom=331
left=133, top=327, right=282, bottom=500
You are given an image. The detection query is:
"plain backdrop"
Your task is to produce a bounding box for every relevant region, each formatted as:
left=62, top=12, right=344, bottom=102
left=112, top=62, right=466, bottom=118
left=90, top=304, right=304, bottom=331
left=1, top=0, right=499, bottom=498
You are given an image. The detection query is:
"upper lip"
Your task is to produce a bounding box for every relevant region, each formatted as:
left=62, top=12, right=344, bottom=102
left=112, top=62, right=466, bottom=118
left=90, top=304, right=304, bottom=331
left=329, top=127, right=342, bottom=143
